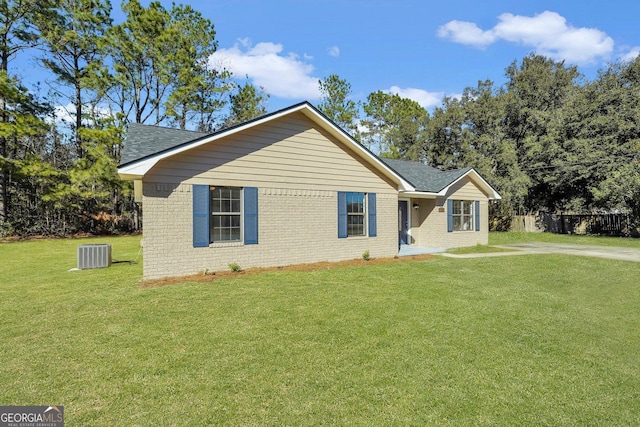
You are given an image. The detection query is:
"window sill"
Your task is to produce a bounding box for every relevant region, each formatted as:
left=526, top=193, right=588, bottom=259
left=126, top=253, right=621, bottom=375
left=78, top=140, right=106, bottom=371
left=209, top=241, right=244, bottom=248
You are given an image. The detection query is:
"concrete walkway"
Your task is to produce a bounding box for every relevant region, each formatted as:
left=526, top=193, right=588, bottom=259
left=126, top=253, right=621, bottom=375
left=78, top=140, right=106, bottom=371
left=398, top=245, right=446, bottom=256
left=440, top=242, right=640, bottom=263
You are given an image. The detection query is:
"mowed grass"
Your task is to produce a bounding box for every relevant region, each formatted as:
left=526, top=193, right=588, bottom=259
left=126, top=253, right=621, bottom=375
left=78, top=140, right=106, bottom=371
left=447, top=245, right=517, bottom=254
left=1, top=234, right=639, bottom=425
left=490, top=231, right=640, bottom=248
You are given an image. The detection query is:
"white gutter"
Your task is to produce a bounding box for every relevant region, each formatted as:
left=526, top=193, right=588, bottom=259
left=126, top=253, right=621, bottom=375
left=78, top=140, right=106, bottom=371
left=398, top=191, right=438, bottom=199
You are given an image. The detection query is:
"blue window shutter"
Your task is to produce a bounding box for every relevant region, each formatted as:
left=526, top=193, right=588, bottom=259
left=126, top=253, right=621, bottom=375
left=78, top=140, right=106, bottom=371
left=337, top=191, right=347, bottom=238
left=475, top=200, right=481, bottom=232
left=244, top=187, right=258, bottom=244
left=368, top=193, right=377, bottom=237
left=447, top=199, right=453, bottom=233
left=193, top=184, right=210, bottom=247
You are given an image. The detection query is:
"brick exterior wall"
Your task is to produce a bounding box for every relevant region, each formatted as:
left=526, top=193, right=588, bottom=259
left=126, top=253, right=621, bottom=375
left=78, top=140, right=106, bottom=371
left=142, top=182, right=398, bottom=280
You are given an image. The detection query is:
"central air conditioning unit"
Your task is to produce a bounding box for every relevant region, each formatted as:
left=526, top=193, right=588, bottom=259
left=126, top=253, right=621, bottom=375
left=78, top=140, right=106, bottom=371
left=77, top=244, right=112, bottom=269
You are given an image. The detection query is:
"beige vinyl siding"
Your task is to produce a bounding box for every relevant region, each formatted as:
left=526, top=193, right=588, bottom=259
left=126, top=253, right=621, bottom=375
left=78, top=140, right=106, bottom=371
left=145, top=112, right=395, bottom=193
left=442, top=177, right=486, bottom=200
left=409, top=176, right=490, bottom=248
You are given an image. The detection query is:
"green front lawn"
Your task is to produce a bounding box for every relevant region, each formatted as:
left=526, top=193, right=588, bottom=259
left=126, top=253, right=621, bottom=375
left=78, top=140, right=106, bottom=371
left=447, top=244, right=517, bottom=254
left=1, top=234, right=639, bottom=425
left=490, top=231, right=640, bottom=248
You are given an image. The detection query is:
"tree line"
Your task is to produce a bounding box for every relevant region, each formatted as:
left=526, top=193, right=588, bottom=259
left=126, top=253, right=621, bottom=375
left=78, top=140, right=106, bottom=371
left=0, top=0, right=268, bottom=237
left=1, top=0, right=639, bottom=237
left=319, top=54, right=640, bottom=230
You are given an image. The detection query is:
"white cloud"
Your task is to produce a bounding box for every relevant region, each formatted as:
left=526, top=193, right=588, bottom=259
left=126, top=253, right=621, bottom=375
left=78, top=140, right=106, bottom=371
left=209, top=40, right=321, bottom=100
left=237, top=37, right=252, bottom=48
left=386, top=86, right=445, bottom=108
left=48, top=103, right=75, bottom=124
left=437, top=20, right=496, bottom=48
left=438, top=11, right=614, bottom=65
left=46, top=102, right=109, bottom=125
left=327, top=45, right=340, bottom=58
left=621, top=47, right=640, bottom=62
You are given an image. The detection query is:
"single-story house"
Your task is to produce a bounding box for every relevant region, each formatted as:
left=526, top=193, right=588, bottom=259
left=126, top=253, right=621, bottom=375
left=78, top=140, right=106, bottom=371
left=118, top=102, right=501, bottom=280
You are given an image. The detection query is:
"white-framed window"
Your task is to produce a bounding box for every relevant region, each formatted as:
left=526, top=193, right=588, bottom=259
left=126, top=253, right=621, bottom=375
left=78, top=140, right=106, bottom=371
left=346, top=192, right=366, bottom=236
left=452, top=200, right=474, bottom=231
left=210, top=186, right=242, bottom=242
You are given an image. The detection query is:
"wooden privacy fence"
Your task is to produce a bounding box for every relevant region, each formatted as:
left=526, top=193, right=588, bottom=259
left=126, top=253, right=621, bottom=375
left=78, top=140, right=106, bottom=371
left=492, top=212, right=638, bottom=237
left=507, top=214, right=539, bottom=232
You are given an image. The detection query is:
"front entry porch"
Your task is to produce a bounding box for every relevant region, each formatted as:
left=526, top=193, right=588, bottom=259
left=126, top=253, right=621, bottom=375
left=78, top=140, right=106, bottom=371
left=397, top=199, right=445, bottom=256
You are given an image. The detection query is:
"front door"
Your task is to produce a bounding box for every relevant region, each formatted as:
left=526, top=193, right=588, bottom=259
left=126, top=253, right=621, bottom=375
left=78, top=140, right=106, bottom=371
left=398, top=200, right=409, bottom=246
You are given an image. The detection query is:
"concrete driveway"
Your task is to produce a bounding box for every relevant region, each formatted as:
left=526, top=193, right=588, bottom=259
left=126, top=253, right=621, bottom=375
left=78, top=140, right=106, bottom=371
left=441, top=242, right=640, bottom=263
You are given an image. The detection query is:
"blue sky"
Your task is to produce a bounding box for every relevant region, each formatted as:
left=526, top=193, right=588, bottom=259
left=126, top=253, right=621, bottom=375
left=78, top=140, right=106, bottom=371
left=11, top=0, right=640, bottom=115
left=203, top=0, right=639, bottom=111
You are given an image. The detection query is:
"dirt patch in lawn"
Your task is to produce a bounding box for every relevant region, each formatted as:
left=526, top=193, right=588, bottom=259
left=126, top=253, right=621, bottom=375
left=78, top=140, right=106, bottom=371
left=141, top=254, right=435, bottom=288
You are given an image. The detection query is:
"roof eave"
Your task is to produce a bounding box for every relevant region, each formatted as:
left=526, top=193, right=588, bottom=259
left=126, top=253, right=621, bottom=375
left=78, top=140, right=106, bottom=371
left=436, top=169, right=502, bottom=199
left=398, top=191, right=438, bottom=199
left=117, top=157, right=159, bottom=180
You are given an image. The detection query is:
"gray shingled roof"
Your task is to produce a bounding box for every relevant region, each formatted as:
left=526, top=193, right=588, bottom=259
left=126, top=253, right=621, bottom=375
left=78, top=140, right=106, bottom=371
left=119, top=123, right=208, bottom=166
left=120, top=102, right=317, bottom=167
left=120, top=122, right=472, bottom=195
left=381, top=158, right=471, bottom=193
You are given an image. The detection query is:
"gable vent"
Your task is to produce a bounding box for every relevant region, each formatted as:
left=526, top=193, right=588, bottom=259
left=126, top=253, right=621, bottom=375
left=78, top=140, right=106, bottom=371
left=77, top=244, right=112, bottom=269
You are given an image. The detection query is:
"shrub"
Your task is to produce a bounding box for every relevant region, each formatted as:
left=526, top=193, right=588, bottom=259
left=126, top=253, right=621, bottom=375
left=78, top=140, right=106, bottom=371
left=228, top=262, right=242, bottom=273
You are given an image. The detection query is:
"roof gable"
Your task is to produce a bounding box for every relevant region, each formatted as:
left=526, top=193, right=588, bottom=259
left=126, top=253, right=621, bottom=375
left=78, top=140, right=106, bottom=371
left=381, top=158, right=501, bottom=200
left=117, top=102, right=415, bottom=191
